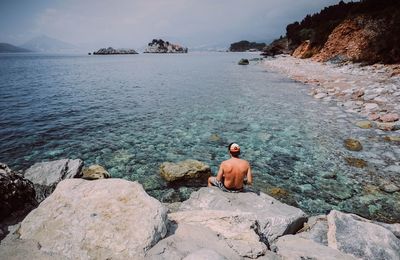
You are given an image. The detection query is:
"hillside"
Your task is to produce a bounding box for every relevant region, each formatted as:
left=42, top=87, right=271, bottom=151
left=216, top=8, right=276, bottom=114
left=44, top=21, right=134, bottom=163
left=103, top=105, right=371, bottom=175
left=20, top=35, right=77, bottom=53
left=229, top=40, right=266, bottom=52
left=264, top=0, right=400, bottom=64
left=0, top=43, right=31, bottom=53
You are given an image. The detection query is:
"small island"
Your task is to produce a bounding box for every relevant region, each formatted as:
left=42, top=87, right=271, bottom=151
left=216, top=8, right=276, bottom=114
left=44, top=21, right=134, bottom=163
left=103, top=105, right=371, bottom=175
left=229, top=40, right=266, bottom=52
left=144, top=39, right=188, bottom=53
left=93, top=47, right=138, bottom=55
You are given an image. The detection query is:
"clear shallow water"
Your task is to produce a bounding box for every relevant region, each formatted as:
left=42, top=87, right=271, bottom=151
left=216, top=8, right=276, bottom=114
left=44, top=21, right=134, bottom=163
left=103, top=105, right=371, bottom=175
left=1, top=52, right=399, bottom=222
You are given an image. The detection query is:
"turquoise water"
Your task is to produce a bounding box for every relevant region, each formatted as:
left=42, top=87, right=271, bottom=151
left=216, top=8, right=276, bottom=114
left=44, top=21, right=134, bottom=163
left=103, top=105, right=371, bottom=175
left=0, top=52, right=399, bottom=222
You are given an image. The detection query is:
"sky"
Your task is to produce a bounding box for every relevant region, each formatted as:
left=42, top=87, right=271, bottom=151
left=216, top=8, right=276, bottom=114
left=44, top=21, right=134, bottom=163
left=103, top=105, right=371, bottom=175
left=0, top=0, right=349, bottom=50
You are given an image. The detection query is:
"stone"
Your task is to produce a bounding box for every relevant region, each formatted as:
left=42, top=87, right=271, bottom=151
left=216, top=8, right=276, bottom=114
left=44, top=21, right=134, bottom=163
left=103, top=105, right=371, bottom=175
left=238, top=59, right=249, bottom=65
left=179, top=187, right=307, bottom=244
left=146, top=223, right=242, bottom=260
left=160, top=159, right=211, bottom=185
left=385, top=165, right=400, bottom=173
left=0, top=163, right=37, bottom=239
left=297, top=215, right=329, bottom=246
left=373, top=222, right=400, bottom=239
left=169, top=210, right=267, bottom=258
left=376, top=122, right=400, bottom=131
left=24, top=159, right=83, bottom=202
left=368, top=113, right=380, bottom=121
left=183, top=249, right=227, bottom=260
left=364, top=103, right=379, bottom=112
left=383, top=136, right=400, bottom=142
left=344, top=157, right=367, bottom=168
left=343, top=138, right=363, bottom=151
left=327, top=210, right=400, bottom=260
left=276, top=235, right=356, bottom=260
left=380, top=183, right=400, bottom=193
left=380, top=113, right=399, bottom=122
left=82, top=164, right=110, bottom=180
left=18, top=179, right=167, bottom=259
left=355, top=120, right=373, bottom=129
left=314, top=93, right=327, bottom=99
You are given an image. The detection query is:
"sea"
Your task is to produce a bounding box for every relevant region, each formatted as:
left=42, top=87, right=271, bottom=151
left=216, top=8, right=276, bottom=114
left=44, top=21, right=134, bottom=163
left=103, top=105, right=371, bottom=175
left=0, top=52, right=399, bottom=222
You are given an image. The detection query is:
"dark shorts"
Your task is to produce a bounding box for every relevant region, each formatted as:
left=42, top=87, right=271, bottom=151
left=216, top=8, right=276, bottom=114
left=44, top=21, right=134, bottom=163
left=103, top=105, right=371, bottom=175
left=209, top=177, right=243, bottom=193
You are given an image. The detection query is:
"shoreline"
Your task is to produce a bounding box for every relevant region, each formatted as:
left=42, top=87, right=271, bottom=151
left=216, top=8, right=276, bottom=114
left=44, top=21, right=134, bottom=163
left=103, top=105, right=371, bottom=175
left=263, top=55, right=400, bottom=131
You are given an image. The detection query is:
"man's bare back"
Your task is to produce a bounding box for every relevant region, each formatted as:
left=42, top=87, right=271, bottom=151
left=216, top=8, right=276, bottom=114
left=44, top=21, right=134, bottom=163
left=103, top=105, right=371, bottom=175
left=218, top=158, right=252, bottom=190
left=208, top=143, right=253, bottom=191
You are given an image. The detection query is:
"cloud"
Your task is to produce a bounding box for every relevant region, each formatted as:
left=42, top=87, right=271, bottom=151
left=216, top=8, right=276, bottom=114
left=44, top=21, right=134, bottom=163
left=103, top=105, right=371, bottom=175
left=1, top=0, right=347, bottom=48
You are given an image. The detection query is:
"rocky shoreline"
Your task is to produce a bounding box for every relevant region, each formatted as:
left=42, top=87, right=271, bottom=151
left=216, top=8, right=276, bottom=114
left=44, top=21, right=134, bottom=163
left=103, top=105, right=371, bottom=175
left=263, top=55, right=400, bottom=131
left=1, top=159, right=399, bottom=259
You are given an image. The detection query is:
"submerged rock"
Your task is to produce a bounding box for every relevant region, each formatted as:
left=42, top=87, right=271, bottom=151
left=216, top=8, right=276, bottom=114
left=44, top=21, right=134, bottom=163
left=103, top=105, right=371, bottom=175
left=344, top=157, right=367, bottom=168
left=82, top=164, right=110, bottom=180
left=18, top=179, right=167, bottom=259
left=24, top=159, right=83, bottom=202
left=355, top=120, right=373, bottom=129
left=160, top=159, right=211, bottom=186
left=238, top=59, right=249, bottom=65
left=179, top=187, right=307, bottom=244
left=343, top=138, right=363, bottom=151
left=327, top=210, right=400, bottom=260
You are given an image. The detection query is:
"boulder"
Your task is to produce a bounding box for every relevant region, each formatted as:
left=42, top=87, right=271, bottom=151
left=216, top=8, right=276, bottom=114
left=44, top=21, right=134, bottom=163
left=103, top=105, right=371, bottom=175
left=327, top=210, right=400, bottom=260
left=146, top=223, right=243, bottom=260
left=160, top=159, right=211, bottom=186
left=0, top=163, right=37, bottom=239
left=275, top=235, right=357, bottom=260
left=82, top=164, right=110, bottom=180
left=24, top=159, right=83, bottom=202
left=179, top=187, right=307, bottom=244
left=238, top=59, right=249, bottom=65
left=380, top=113, right=399, bottom=123
left=355, top=120, right=373, bottom=129
left=296, top=215, right=329, bottom=246
left=18, top=179, right=167, bottom=259
left=314, top=93, right=327, bottom=99
left=343, top=138, right=363, bottom=151
left=169, top=210, right=268, bottom=258
left=364, top=103, right=379, bottom=112
left=376, top=122, right=400, bottom=131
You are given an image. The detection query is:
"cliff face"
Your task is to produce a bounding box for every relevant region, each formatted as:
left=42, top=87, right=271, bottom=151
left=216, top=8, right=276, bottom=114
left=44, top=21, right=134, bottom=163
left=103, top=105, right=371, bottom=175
left=312, top=16, right=396, bottom=63
left=279, top=0, right=400, bottom=64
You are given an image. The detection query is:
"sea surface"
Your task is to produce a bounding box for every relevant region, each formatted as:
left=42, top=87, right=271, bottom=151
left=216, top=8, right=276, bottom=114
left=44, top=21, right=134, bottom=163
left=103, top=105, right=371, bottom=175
left=1, top=52, right=399, bottom=222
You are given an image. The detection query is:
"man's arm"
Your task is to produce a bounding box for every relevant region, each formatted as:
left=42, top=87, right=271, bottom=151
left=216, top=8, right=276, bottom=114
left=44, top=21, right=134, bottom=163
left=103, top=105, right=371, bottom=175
left=216, top=163, right=224, bottom=182
left=246, top=164, right=253, bottom=185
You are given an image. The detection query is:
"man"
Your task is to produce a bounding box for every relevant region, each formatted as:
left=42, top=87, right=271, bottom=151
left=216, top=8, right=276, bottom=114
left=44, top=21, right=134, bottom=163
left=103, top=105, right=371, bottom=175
left=208, top=143, right=252, bottom=192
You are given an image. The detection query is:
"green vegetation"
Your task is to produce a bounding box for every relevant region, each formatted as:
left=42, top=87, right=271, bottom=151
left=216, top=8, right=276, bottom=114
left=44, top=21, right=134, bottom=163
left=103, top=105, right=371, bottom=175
left=229, top=40, right=266, bottom=52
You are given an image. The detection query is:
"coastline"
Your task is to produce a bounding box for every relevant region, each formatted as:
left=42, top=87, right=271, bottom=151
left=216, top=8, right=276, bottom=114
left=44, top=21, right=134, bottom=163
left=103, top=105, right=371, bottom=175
left=263, top=55, right=400, bottom=130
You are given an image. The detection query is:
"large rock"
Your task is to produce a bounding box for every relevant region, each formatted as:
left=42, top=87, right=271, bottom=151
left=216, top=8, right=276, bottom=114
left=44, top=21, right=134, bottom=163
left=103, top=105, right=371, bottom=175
left=275, top=235, right=356, bottom=260
left=82, top=164, right=110, bottom=180
left=24, top=159, right=83, bottom=202
left=343, top=138, right=363, bottom=151
left=169, top=210, right=268, bottom=258
left=179, top=187, right=307, bottom=244
left=18, top=179, right=167, bottom=259
left=327, top=210, right=400, bottom=260
left=0, top=163, right=37, bottom=240
left=160, top=159, right=211, bottom=185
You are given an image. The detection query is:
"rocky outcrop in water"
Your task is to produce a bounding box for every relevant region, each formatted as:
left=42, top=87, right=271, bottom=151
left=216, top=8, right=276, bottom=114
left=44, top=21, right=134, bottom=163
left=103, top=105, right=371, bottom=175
left=144, top=39, right=188, bottom=53
left=229, top=40, right=266, bottom=52
left=93, top=47, right=138, bottom=55
left=24, top=159, right=83, bottom=202
left=160, top=159, right=211, bottom=186
left=238, top=59, right=249, bottom=65
left=261, top=37, right=291, bottom=57
left=82, top=164, right=110, bottom=180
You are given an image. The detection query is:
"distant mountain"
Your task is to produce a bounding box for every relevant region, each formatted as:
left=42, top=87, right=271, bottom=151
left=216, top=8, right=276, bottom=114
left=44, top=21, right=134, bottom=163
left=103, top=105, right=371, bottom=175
left=20, top=35, right=78, bottom=53
left=0, top=43, right=31, bottom=53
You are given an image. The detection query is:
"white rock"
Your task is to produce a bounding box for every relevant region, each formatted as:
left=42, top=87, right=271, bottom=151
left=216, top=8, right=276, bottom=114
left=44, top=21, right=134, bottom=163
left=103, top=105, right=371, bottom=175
left=179, top=188, right=307, bottom=244
left=327, top=210, right=400, bottom=260
left=276, top=235, right=356, bottom=260
left=18, top=179, right=167, bottom=259
left=364, top=103, right=379, bottom=112
left=314, top=93, right=327, bottom=99
left=24, top=159, right=83, bottom=202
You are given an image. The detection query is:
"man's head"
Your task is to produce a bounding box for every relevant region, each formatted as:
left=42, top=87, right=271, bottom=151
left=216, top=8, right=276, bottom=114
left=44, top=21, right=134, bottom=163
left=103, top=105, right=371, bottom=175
left=228, top=143, right=240, bottom=157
